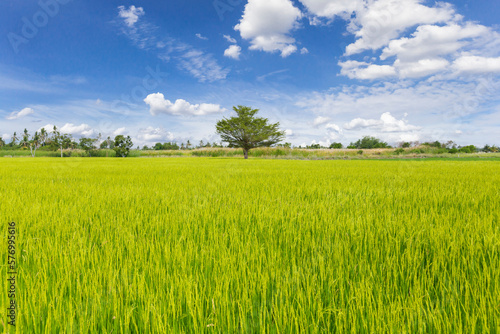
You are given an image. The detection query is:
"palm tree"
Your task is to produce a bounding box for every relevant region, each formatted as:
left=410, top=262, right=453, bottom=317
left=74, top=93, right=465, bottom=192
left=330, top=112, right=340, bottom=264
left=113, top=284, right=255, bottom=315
left=11, top=132, right=18, bottom=146
left=21, top=129, right=29, bottom=148
left=40, top=128, right=47, bottom=146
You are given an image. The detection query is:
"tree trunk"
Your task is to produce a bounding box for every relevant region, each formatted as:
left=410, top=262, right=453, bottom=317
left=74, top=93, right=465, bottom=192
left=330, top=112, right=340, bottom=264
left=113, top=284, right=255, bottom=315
left=243, top=149, right=248, bottom=159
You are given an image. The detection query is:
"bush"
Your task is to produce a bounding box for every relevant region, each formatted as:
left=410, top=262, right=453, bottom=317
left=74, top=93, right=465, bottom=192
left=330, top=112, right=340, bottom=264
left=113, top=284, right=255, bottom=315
left=394, top=148, right=405, bottom=155
left=329, top=142, right=343, bottom=149
left=349, top=136, right=390, bottom=149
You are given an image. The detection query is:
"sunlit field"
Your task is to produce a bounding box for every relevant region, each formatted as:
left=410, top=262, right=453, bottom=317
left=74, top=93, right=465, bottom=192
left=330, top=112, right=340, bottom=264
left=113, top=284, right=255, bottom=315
left=1, top=158, right=499, bottom=333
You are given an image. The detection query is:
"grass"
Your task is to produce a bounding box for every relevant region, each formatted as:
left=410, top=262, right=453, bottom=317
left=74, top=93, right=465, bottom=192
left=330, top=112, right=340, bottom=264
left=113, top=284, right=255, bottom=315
left=1, top=158, right=499, bottom=333
left=3, top=147, right=500, bottom=159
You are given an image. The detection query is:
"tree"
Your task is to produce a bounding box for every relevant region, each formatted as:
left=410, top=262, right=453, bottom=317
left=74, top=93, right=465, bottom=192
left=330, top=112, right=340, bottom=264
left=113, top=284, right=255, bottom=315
left=329, top=142, right=343, bottom=149
left=0, top=136, right=5, bottom=148
left=11, top=132, right=18, bottom=146
left=79, top=137, right=98, bottom=157
left=39, top=128, right=47, bottom=147
left=113, top=135, right=133, bottom=157
left=216, top=105, right=285, bottom=159
left=21, top=129, right=29, bottom=148
left=349, top=136, right=390, bottom=149
left=29, top=131, right=41, bottom=157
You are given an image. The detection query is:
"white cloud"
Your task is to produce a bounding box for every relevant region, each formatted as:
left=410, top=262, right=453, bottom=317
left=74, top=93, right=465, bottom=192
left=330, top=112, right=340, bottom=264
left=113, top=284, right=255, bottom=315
left=339, top=61, right=397, bottom=80
left=2, top=133, right=11, bottom=141
left=313, top=116, right=330, bottom=127
left=224, top=45, right=242, bottom=60
left=196, top=33, right=208, bottom=40
left=113, top=127, right=126, bottom=136
left=60, top=123, right=95, bottom=137
left=453, top=56, right=500, bottom=74
left=117, top=6, right=228, bottom=82
left=381, top=23, right=490, bottom=62
left=6, top=107, right=34, bottom=120
left=285, top=129, right=294, bottom=136
left=37, top=124, right=55, bottom=133
left=395, top=58, right=450, bottom=78
left=345, top=0, right=455, bottom=55
left=223, top=35, right=237, bottom=43
left=118, top=5, right=144, bottom=27
left=300, top=47, right=309, bottom=54
left=235, top=0, right=302, bottom=57
left=137, top=126, right=175, bottom=142
left=344, top=112, right=422, bottom=141
left=297, top=79, right=500, bottom=131
left=325, top=122, right=343, bottom=140
left=144, top=93, right=226, bottom=116
left=299, top=0, right=363, bottom=18
left=256, top=69, right=289, bottom=81
left=325, top=123, right=342, bottom=132
left=178, top=50, right=229, bottom=82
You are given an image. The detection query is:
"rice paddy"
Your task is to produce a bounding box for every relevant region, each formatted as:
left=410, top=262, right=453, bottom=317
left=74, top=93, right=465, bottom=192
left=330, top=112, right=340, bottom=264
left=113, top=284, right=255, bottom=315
left=1, top=158, right=499, bottom=333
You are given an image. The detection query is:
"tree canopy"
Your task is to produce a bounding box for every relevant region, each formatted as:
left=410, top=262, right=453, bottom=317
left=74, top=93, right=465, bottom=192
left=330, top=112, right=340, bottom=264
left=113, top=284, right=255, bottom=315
left=113, top=135, right=133, bottom=157
left=215, top=106, right=285, bottom=159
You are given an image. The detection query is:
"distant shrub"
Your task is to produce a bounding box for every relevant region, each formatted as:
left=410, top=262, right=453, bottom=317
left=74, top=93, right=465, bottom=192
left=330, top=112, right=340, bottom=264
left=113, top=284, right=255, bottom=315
left=349, top=136, right=390, bottom=149
left=394, top=148, right=405, bottom=155
left=329, top=142, right=343, bottom=149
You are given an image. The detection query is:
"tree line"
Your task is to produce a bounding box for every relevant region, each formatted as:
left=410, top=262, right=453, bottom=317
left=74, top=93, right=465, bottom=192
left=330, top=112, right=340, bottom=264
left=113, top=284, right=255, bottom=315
left=300, top=136, right=498, bottom=153
left=1, top=106, right=498, bottom=158
left=0, top=126, right=133, bottom=157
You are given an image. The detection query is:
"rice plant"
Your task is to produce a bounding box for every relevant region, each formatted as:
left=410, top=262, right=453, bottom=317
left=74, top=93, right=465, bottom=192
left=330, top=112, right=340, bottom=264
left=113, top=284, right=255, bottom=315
left=1, top=158, right=499, bottom=333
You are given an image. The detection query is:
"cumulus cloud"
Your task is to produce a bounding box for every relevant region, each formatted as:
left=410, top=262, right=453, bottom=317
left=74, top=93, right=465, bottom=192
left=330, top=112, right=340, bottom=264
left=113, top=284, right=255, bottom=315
left=300, top=47, right=309, bottom=54
left=381, top=23, right=490, bottom=62
left=6, top=107, right=34, bottom=120
left=313, top=116, right=330, bottom=127
left=113, top=127, right=127, bottom=136
left=235, top=0, right=302, bottom=57
left=60, top=123, right=95, bottom=137
left=285, top=129, right=294, bottom=137
left=395, top=58, right=450, bottom=78
left=299, top=0, right=363, bottom=18
left=344, top=112, right=421, bottom=132
left=195, top=33, right=208, bottom=40
left=118, top=5, right=144, bottom=27
left=345, top=0, right=455, bottom=55
left=37, top=124, right=55, bottom=133
left=144, top=93, right=226, bottom=116
left=137, top=126, right=175, bottom=142
left=224, top=45, right=242, bottom=60
left=339, top=61, right=397, bottom=80
left=452, top=56, right=500, bottom=74
left=325, top=123, right=342, bottom=132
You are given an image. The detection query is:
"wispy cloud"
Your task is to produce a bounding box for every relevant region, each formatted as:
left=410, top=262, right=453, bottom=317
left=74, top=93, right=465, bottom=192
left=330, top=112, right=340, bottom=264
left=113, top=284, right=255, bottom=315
left=116, top=5, right=229, bottom=82
left=6, top=107, right=34, bottom=120
left=195, top=33, right=208, bottom=40
left=257, top=69, right=289, bottom=81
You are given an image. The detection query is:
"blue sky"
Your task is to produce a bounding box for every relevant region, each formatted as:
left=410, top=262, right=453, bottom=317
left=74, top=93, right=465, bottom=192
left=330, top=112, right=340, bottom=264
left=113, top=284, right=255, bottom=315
left=1, top=0, right=499, bottom=147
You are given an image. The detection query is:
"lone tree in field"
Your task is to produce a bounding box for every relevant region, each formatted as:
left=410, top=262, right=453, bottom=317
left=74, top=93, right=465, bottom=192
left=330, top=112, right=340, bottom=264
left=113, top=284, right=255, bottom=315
left=113, top=135, right=133, bottom=157
left=216, top=105, right=285, bottom=159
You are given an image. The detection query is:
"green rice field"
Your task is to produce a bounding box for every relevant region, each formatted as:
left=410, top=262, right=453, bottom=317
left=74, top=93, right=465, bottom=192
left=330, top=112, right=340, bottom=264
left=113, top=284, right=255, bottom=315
left=1, top=158, right=499, bottom=333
